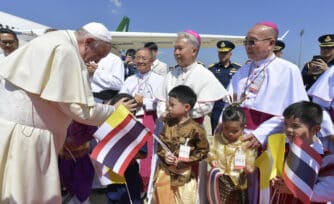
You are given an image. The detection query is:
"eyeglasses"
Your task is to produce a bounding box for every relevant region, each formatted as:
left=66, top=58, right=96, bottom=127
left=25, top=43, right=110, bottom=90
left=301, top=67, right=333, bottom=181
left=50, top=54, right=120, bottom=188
left=0, top=40, right=16, bottom=45
left=135, top=56, right=150, bottom=61
left=243, top=38, right=272, bottom=46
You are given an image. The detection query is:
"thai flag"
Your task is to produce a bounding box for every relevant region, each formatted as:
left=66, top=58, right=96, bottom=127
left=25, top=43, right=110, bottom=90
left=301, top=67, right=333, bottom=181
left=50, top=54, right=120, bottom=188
left=282, top=137, right=322, bottom=204
left=91, top=104, right=151, bottom=177
left=207, top=167, right=223, bottom=204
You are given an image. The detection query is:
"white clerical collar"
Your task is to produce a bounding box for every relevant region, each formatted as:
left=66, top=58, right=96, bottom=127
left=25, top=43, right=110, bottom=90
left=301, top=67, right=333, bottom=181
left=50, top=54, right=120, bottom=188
left=137, top=71, right=150, bottom=79
left=253, top=54, right=276, bottom=68
left=181, top=62, right=196, bottom=73
left=310, top=136, right=324, bottom=155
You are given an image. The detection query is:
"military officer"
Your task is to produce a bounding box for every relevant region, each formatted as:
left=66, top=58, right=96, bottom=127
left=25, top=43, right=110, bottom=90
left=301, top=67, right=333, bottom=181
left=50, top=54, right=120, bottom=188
left=302, top=34, right=334, bottom=90
left=209, top=40, right=241, bottom=134
left=273, top=40, right=285, bottom=57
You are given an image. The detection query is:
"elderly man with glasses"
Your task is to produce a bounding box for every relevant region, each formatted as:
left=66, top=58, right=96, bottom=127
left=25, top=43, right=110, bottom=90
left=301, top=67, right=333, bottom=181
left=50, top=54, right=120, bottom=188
left=225, top=22, right=309, bottom=203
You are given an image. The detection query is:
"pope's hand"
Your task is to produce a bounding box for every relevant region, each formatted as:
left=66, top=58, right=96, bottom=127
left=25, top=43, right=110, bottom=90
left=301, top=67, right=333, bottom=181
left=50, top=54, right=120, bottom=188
left=114, top=98, right=137, bottom=113
left=241, top=133, right=261, bottom=149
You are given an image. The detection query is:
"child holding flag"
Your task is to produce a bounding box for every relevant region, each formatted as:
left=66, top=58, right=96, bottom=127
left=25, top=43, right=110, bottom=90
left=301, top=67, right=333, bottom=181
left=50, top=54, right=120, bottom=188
left=104, top=93, right=147, bottom=204
left=153, top=85, right=209, bottom=204
left=207, top=105, right=256, bottom=204
left=271, top=101, right=334, bottom=203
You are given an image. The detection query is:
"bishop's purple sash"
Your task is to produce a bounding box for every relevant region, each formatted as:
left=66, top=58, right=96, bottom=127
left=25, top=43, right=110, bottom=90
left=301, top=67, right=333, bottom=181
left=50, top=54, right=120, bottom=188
left=242, top=107, right=274, bottom=130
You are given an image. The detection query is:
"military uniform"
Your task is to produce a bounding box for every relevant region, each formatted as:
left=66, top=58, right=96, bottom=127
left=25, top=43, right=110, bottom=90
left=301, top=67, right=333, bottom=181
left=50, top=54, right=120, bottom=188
left=209, top=62, right=240, bottom=88
left=209, top=40, right=241, bottom=134
left=302, top=34, right=334, bottom=90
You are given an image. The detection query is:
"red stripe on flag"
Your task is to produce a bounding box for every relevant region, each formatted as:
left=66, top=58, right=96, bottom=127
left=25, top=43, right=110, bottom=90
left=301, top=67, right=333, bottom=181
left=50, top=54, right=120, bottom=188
left=293, top=137, right=322, bottom=165
left=282, top=171, right=310, bottom=204
left=91, top=115, right=133, bottom=159
left=118, top=132, right=152, bottom=176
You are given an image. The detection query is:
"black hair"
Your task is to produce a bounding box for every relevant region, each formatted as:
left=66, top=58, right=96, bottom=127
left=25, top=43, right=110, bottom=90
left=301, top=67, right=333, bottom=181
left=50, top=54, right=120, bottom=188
left=135, top=47, right=154, bottom=60
left=222, top=105, right=246, bottom=126
left=109, top=93, right=134, bottom=105
left=125, top=48, right=136, bottom=58
left=0, top=28, right=18, bottom=41
left=283, top=101, right=323, bottom=127
left=144, top=42, right=158, bottom=51
left=168, top=85, right=197, bottom=109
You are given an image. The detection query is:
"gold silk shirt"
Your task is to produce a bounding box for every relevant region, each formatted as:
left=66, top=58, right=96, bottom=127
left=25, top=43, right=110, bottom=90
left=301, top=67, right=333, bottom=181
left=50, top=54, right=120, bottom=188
left=157, top=118, right=209, bottom=186
left=208, top=132, right=256, bottom=189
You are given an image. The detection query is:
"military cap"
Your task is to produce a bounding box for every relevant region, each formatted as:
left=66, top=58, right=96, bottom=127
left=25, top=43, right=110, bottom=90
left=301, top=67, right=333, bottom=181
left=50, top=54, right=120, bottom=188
left=318, top=34, right=334, bottom=47
left=274, top=40, right=285, bottom=52
left=216, top=40, right=235, bottom=52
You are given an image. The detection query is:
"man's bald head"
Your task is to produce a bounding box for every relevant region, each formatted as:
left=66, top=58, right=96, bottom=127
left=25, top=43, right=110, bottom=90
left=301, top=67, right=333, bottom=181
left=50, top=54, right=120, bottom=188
left=249, top=24, right=278, bottom=41
left=244, top=23, right=278, bottom=61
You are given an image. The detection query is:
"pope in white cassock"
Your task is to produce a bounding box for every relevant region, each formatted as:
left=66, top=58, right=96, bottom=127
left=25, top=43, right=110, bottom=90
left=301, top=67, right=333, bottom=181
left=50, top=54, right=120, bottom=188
left=0, top=22, right=136, bottom=204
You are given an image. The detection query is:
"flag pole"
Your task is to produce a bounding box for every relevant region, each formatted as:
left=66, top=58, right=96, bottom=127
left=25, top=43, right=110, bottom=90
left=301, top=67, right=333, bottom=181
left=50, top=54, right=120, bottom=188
left=151, top=133, right=171, bottom=153
left=298, top=29, right=304, bottom=68
left=124, top=182, right=134, bottom=204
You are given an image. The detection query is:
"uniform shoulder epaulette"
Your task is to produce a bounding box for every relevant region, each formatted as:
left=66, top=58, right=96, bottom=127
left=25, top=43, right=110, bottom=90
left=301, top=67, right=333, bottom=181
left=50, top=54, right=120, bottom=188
left=208, top=63, right=218, bottom=68
left=232, top=62, right=242, bottom=68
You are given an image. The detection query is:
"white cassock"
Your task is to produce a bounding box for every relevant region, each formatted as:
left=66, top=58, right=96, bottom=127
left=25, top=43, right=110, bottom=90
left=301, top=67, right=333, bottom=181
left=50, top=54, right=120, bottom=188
left=151, top=59, right=169, bottom=76
left=120, top=71, right=163, bottom=117
left=154, top=61, right=227, bottom=204
left=0, top=30, right=115, bottom=204
left=91, top=52, right=124, bottom=93
left=308, top=66, right=334, bottom=152
left=228, top=54, right=309, bottom=204
left=155, top=62, right=227, bottom=119
left=228, top=54, right=309, bottom=144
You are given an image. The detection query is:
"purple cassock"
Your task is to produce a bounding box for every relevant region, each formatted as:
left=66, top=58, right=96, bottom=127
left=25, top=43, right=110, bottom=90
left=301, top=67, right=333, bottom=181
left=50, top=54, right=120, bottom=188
left=58, top=121, right=97, bottom=202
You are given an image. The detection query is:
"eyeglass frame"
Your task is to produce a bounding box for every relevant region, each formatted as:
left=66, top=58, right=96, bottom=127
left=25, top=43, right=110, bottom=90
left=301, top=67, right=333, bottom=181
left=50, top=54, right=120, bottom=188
left=135, top=56, right=151, bottom=61
left=0, top=40, right=17, bottom=45
left=243, top=38, right=272, bottom=46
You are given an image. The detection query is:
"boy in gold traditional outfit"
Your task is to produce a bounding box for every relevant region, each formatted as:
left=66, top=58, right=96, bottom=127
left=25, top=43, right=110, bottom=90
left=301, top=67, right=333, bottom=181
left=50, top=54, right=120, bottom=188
left=208, top=105, right=256, bottom=204
left=153, top=85, right=209, bottom=204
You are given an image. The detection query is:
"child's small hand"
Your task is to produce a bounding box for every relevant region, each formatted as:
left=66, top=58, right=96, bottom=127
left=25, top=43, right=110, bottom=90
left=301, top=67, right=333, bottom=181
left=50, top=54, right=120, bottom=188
left=86, top=62, right=98, bottom=75
left=165, top=151, right=177, bottom=165
left=271, top=177, right=292, bottom=195
left=241, top=134, right=261, bottom=149
left=161, top=111, right=170, bottom=119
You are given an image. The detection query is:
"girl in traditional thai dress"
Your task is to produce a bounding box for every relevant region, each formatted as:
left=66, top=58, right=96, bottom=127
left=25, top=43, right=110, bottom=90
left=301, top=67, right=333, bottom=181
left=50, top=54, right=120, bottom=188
left=208, top=105, right=256, bottom=204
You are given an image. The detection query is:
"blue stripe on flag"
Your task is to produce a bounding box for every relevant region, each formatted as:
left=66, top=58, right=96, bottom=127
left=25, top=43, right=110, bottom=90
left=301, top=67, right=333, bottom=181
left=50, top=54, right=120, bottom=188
left=285, top=149, right=317, bottom=188
left=103, top=121, right=145, bottom=169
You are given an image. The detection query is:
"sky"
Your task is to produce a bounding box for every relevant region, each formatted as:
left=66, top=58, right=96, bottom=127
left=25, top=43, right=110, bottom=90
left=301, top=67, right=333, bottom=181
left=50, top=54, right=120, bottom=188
left=2, top=0, right=334, bottom=68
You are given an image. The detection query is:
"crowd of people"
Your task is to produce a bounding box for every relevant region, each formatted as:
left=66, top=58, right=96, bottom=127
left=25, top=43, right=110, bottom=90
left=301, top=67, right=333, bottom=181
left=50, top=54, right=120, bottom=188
left=0, top=20, right=333, bottom=204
